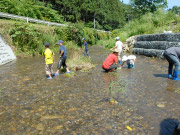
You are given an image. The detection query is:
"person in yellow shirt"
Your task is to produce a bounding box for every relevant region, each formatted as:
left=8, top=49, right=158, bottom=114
left=43, top=42, right=54, bottom=79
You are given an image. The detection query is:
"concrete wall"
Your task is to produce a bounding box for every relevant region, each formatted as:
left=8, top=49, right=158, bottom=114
left=131, top=33, right=180, bottom=58
left=0, top=35, right=16, bottom=66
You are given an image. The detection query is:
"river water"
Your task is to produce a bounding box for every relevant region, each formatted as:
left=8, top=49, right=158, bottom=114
left=0, top=45, right=180, bottom=134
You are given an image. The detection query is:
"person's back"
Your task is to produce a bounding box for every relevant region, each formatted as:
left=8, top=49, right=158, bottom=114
left=165, top=47, right=180, bottom=59
left=121, top=55, right=136, bottom=69
left=116, top=40, right=123, bottom=52
left=163, top=47, right=180, bottom=80
left=102, top=53, right=118, bottom=69
left=60, top=44, right=67, bottom=59
left=44, top=48, right=54, bottom=64
left=43, top=42, right=54, bottom=79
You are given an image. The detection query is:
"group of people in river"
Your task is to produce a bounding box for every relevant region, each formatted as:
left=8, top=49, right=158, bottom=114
left=102, top=37, right=180, bottom=82
left=102, top=37, right=136, bottom=72
left=43, top=38, right=89, bottom=79
left=43, top=36, right=180, bottom=81
left=43, top=37, right=137, bottom=79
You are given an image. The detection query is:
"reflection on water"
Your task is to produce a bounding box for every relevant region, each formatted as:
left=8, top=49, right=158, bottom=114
left=0, top=46, right=180, bottom=134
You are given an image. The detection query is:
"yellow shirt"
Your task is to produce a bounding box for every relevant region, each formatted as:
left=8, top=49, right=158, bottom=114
left=43, top=48, right=54, bottom=64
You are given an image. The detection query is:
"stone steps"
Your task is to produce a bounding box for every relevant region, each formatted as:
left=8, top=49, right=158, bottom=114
left=131, top=33, right=180, bottom=58
left=132, top=48, right=164, bottom=58
left=136, top=33, right=180, bottom=42
left=134, top=41, right=180, bottom=50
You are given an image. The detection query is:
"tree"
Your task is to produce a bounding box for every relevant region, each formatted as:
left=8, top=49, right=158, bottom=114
left=36, top=0, right=126, bottom=30
left=169, top=6, right=180, bottom=16
left=130, top=0, right=167, bottom=16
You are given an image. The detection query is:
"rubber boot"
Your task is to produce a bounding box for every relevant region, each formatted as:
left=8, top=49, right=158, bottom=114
left=118, top=60, right=122, bottom=65
left=172, top=70, right=180, bottom=80
left=168, top=67, right=173, bottom=78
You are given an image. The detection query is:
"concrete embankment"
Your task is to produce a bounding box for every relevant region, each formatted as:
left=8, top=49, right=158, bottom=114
left=0, top=35, right=16, bottom=66
left=126, top=33, right=180, bottom=58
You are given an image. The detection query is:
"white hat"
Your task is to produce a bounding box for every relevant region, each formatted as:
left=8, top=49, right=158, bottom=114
left=111, top=48, right=119, bottom=53
left=115, top=37, right=120, bottom=40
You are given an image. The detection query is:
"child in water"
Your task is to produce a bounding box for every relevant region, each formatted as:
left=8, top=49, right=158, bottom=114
left=43, top=42, right=55, bottom=79
left=120, top=55, right=136, bottom=69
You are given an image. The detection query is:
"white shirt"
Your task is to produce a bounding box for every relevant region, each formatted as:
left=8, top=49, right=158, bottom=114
left=115, top=41, right=123, bottom=52
left=122, top=55, right=136, bottom=62
left=127, top=55, right=136, bottom=60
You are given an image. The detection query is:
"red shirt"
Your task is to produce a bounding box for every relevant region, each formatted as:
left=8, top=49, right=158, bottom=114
left=102, top=53, right=118, bottom=69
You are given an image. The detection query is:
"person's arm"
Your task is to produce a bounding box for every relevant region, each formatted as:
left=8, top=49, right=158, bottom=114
left=121, top=61, right=125, bottom=67
left=59, top=50, right=64, bottom=58
left=53, top=55, right=55, bottom=63
left=114, top=55, right=118, bottom=64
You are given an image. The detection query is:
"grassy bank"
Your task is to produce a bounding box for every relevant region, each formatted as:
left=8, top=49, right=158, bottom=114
left=0, top=19, right=111, bottom=56
left=97, top=9, right=180, bottom=49
left=0, top=19, right=110, bottom=71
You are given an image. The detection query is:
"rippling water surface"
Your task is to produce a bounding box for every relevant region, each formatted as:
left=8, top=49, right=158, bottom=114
left=0, top=45, right=180, bottom=134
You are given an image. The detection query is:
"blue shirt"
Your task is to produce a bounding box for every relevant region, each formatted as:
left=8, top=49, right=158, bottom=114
left=84, top=41, right=88, bottom=50
left=59, top=45, right=67, bottom=59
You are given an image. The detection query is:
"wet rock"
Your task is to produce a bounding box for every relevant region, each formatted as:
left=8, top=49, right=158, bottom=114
left=157, top=103, right=166, bottom=108
left=125, top=112, right=131, bottom=117
left=40, top=115, right=60, bottom=121
left=75, top=67, right=82, bottom=71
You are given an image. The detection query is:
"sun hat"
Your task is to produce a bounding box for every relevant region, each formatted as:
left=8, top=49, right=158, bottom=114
left=112, top=48, right=119, bottom=53
left=115, top=37, right=120, bottom=40
left=44, top=42, right=50, bottom=47
left=57, top=40, right=64, bottom=45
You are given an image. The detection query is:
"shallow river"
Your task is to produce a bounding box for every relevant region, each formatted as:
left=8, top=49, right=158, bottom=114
left=0, top=45, right=180, bottom=135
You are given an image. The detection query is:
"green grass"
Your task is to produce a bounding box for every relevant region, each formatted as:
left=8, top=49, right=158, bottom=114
left=97, top=8, right=180, bottom=48
left=108, top=78, right=127, bottom=101
left=67, top=49, right=95, bottom=72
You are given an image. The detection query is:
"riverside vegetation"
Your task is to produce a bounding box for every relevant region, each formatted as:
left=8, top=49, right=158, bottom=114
left=0, top=19, right=110, bottom=71
left=0, top=0, right=180, bottom=71
left=97, top=8, right=180, bottom=49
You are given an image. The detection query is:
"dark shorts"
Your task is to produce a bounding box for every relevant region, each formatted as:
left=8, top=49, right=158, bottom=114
left=102, top=64, right=118, bottom=72
left=57, top=58, right=67, bottom=69
left=83, top=50, right=89, bottom=56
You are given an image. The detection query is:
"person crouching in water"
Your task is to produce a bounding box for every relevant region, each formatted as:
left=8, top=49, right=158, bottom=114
left=43, top=42, right=55, bottom=79
left=102, top=49, right=120, bottom=72
left=163, top=47, right=180, bottom=80
left=55, top=40, right=71, bottom=76
left=121, top=55, right=136, bottom=69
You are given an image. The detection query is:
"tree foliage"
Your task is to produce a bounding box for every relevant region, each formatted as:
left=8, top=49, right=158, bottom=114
left=130, top=0, right=167, bottom=16
left=0, top=0, right=64, bottom=23
left=169, top=6, right=180, bottom=16
left=37, top=0, right=126, bottom=30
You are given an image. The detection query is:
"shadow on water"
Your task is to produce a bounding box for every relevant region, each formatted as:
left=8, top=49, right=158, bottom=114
left=154, top=74, right=168, bottom=78
left=159, top=118, right=180, bottom=135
